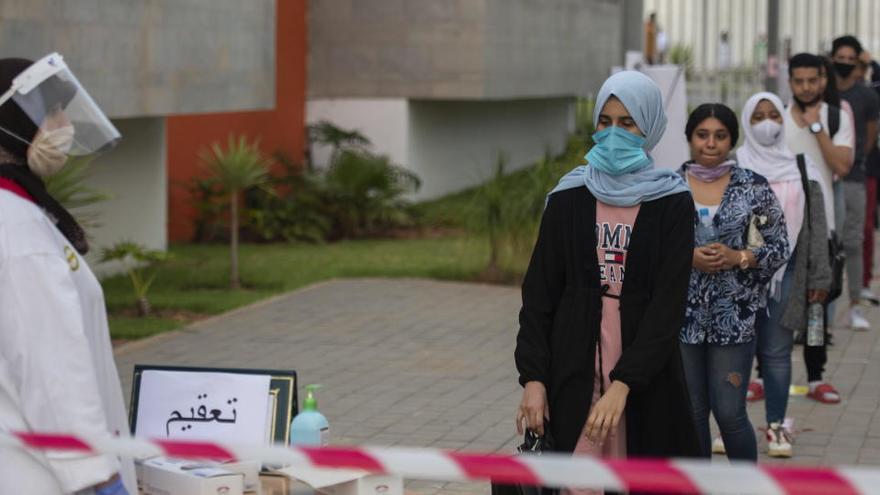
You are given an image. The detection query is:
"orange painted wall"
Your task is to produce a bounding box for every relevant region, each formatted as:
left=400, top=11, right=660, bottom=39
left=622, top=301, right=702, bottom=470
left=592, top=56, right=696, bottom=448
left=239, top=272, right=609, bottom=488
left=166, top=0, right=307, bottom=241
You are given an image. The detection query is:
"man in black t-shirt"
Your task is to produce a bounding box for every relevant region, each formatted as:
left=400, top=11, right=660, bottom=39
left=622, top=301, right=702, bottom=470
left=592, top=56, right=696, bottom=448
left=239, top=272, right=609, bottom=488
left=832, top=36, right=879, bottom=332
left=862, top=54, right=880, bottom=304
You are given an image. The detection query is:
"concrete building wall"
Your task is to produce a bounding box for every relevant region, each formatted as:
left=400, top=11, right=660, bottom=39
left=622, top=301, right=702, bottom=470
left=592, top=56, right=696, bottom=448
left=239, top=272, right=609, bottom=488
left=308, top=0, right=487, bottom=99
left=306, top=99, right=410, bottom=169
left=482, top=0, right=622, bottom=99
left=0, top=0, right=275, bottom=118
left=308, top=0, right=626, bottom=100
left=306, top=97, right=573, bottom=200
left=84, top=117, right=166, bottom=275
left=623, top=0, right=646, bottom=54
left=407, top=98, right=573, bottom=199
left=166, top=0, right=307, bottom=242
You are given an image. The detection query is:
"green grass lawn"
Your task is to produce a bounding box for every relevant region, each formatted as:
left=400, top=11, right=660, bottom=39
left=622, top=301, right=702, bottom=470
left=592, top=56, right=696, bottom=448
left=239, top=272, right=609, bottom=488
left=103, top=237, right=490, bottom=340
left=105, top=134, right=590, bottom=341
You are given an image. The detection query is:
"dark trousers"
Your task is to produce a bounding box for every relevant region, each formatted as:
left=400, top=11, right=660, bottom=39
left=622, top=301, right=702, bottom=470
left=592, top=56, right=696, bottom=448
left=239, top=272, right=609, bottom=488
left=803, top=305, right=829, bottom=383
left=863, top=177, right=877, bottom=287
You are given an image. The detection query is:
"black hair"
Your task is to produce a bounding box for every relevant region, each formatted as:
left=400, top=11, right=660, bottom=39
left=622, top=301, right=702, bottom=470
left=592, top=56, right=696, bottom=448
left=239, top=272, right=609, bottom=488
left=0, top=58, right=38, bottom=161
left=820, top=56, right=842, bottom=107
left=832, top=35, right=863, bottom=56
left=788, top=52, right=823, bottom=77
left=685, top=103, right=739, bottom=146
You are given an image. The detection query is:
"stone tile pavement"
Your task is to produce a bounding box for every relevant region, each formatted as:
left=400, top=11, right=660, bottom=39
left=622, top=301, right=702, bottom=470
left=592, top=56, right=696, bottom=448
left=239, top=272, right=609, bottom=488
left=114, top=278, right=880, bottom=494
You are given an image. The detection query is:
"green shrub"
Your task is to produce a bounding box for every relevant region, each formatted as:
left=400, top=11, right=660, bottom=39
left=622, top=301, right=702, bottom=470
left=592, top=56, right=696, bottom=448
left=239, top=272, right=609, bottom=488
left=238, top=122, right=421, bottom=242
left=186, top=175, right=227, bottom=242
left=100, top=241, right=169, bottom=317
left=670, top=43, right=695, bottom=77
left=244, top=154, right=332, bottom=243
left=575, top=98, right=596, bottom=142
left=467, top=151, right=564, bottom=278
left=322, top=149, right=421, bottom=239
left=43, top=156, right=111, bottom=232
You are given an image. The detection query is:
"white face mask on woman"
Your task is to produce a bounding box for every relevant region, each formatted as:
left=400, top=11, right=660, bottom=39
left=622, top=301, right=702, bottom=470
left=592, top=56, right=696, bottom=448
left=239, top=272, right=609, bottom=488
left=751, top=119, right=783, bottom=147
left=26, top=125, right=75, bottom=177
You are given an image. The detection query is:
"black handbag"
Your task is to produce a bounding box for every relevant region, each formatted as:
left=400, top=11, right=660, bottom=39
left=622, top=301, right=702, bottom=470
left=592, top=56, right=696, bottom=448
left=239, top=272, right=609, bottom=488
left=491, top=422, right=559, bottom=495
left=827, top=231, right=846, bottom=302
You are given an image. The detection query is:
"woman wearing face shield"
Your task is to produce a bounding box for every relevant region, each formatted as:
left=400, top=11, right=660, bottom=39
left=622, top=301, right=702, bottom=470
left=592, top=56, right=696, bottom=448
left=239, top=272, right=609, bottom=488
left=0, top=55, right=133, bottom=494
left=514, top=72, right=701, bottom=492
left=737, top=93, right=831, bottom=459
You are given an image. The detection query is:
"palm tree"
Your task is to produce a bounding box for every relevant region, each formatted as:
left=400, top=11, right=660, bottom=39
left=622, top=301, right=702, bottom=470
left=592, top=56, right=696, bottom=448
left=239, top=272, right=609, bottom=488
left=44, top=155, right=111, bottom=231
left=199, top=135, right=271, bottom=289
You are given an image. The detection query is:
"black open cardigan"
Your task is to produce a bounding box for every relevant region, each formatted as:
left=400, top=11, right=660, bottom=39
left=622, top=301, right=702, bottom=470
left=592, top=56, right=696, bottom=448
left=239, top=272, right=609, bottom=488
left=515, top=186, right=702, bottom=458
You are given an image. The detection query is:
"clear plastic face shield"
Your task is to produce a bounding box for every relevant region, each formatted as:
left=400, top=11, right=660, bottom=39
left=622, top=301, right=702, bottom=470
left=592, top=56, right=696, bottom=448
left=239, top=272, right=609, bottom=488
left=0, top=52, right=121, bottom=156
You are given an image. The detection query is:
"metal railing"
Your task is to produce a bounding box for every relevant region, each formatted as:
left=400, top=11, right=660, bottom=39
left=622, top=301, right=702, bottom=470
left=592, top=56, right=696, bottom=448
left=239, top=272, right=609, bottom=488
left=686, top=68, right=766, bottom=111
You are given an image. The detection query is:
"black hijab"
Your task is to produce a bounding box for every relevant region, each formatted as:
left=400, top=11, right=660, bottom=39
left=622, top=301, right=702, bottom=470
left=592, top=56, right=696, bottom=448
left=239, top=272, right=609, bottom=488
left=0, top=57, right=88, bottom=254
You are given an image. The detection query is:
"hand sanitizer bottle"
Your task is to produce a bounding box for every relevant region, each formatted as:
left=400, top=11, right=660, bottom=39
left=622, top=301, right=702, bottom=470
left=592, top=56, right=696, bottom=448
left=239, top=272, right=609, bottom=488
left=290, top=384, right=329, bottom=446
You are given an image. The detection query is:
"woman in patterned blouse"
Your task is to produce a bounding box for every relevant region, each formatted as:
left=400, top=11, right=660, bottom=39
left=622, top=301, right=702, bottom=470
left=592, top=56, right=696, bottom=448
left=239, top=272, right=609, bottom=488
left=677, top=103, right=790, bottom=461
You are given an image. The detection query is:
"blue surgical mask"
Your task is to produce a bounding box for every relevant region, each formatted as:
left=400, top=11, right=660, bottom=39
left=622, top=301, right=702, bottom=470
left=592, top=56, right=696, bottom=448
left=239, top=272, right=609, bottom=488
left=586, top=126, right=652, bottom=175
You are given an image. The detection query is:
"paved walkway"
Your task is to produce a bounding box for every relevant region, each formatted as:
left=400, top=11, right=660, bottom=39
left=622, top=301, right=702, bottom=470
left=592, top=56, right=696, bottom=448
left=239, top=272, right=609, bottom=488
left=114, top=278, right=880, bottom=494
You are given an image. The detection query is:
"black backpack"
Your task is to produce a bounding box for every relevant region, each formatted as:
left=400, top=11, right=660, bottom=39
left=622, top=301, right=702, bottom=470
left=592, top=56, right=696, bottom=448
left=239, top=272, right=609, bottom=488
left=827, top=104, right=841, bottom=139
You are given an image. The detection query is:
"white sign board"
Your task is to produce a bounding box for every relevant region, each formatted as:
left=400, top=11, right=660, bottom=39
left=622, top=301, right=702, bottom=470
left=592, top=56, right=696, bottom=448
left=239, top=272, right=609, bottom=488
left=134, top=370, right=272, bottom=445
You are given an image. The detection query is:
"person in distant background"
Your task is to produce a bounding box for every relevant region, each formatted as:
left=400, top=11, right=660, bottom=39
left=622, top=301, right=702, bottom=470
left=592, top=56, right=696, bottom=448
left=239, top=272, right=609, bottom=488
left=657, top=28, right=669, bottom=64
left=645, top=13, right=658, bottom=64
left=718, top=31, right=733, bottom=71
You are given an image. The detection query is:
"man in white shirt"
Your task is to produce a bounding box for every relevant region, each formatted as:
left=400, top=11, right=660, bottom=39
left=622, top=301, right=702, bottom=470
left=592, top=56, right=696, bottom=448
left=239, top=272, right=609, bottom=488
left=785, top=53, right=854, bottom=234
left=780, top=53, right=854, bottom=409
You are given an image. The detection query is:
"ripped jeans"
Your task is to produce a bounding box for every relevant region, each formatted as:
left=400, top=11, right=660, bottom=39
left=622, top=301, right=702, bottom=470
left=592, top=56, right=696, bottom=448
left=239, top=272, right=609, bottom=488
left=680, top=339, right=758, bottom=461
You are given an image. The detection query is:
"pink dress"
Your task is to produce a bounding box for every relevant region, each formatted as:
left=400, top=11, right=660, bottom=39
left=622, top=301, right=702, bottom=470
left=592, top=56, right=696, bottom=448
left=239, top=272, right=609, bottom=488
left=564, top=201, right=640, bottom=495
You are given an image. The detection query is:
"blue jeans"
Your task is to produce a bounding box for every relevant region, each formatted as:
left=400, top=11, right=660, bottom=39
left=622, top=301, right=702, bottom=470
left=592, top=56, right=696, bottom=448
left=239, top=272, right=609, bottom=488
left=755, top=253, right=797, bottom=425
left=680, top=340, right=758, bottom=461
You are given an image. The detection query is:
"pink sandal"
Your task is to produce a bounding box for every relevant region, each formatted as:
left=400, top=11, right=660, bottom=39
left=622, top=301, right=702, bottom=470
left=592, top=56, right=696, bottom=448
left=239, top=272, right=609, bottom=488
left=747, top=380, right=764, bottom=402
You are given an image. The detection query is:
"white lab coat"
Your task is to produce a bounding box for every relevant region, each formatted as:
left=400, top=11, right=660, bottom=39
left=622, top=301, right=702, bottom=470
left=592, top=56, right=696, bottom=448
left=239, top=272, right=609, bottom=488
left=0, top=189, right=136, bottom=494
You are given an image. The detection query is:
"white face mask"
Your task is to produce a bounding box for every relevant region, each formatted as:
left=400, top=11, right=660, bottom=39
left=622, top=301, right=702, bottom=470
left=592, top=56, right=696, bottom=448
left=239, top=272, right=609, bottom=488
left=751, top=119, right=783, bottom=147
left=27, top=125, right=75, bottom=177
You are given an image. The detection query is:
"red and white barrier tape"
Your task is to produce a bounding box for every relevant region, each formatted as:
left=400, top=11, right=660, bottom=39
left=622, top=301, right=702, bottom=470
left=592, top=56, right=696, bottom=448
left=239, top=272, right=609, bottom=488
left=2, top=431, right=879, bottom=495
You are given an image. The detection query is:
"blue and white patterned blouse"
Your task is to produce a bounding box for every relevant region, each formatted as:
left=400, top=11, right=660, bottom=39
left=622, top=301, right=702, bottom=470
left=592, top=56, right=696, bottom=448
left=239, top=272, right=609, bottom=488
left=678, top=165, right=790, bottom=346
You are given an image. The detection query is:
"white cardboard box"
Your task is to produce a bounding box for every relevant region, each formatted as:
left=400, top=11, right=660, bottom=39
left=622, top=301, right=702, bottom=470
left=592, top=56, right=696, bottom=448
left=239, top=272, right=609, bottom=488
left=273, top=466, right=402, bottom=495
left=141, top=457, right=244, bottom=495
left=319, top=474, right=403, bottom=495
left=221, top=459, right=262, bottom=493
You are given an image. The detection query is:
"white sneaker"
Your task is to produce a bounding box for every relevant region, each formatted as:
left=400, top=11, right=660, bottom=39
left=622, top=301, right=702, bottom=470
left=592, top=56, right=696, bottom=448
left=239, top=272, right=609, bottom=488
left=711, top=436, right=726, bottom=455
left=766, top=422, right=793, bottom=458
left=860, top=288, right=880, bottom=306
left=850, top=306, right=871, bottom=330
